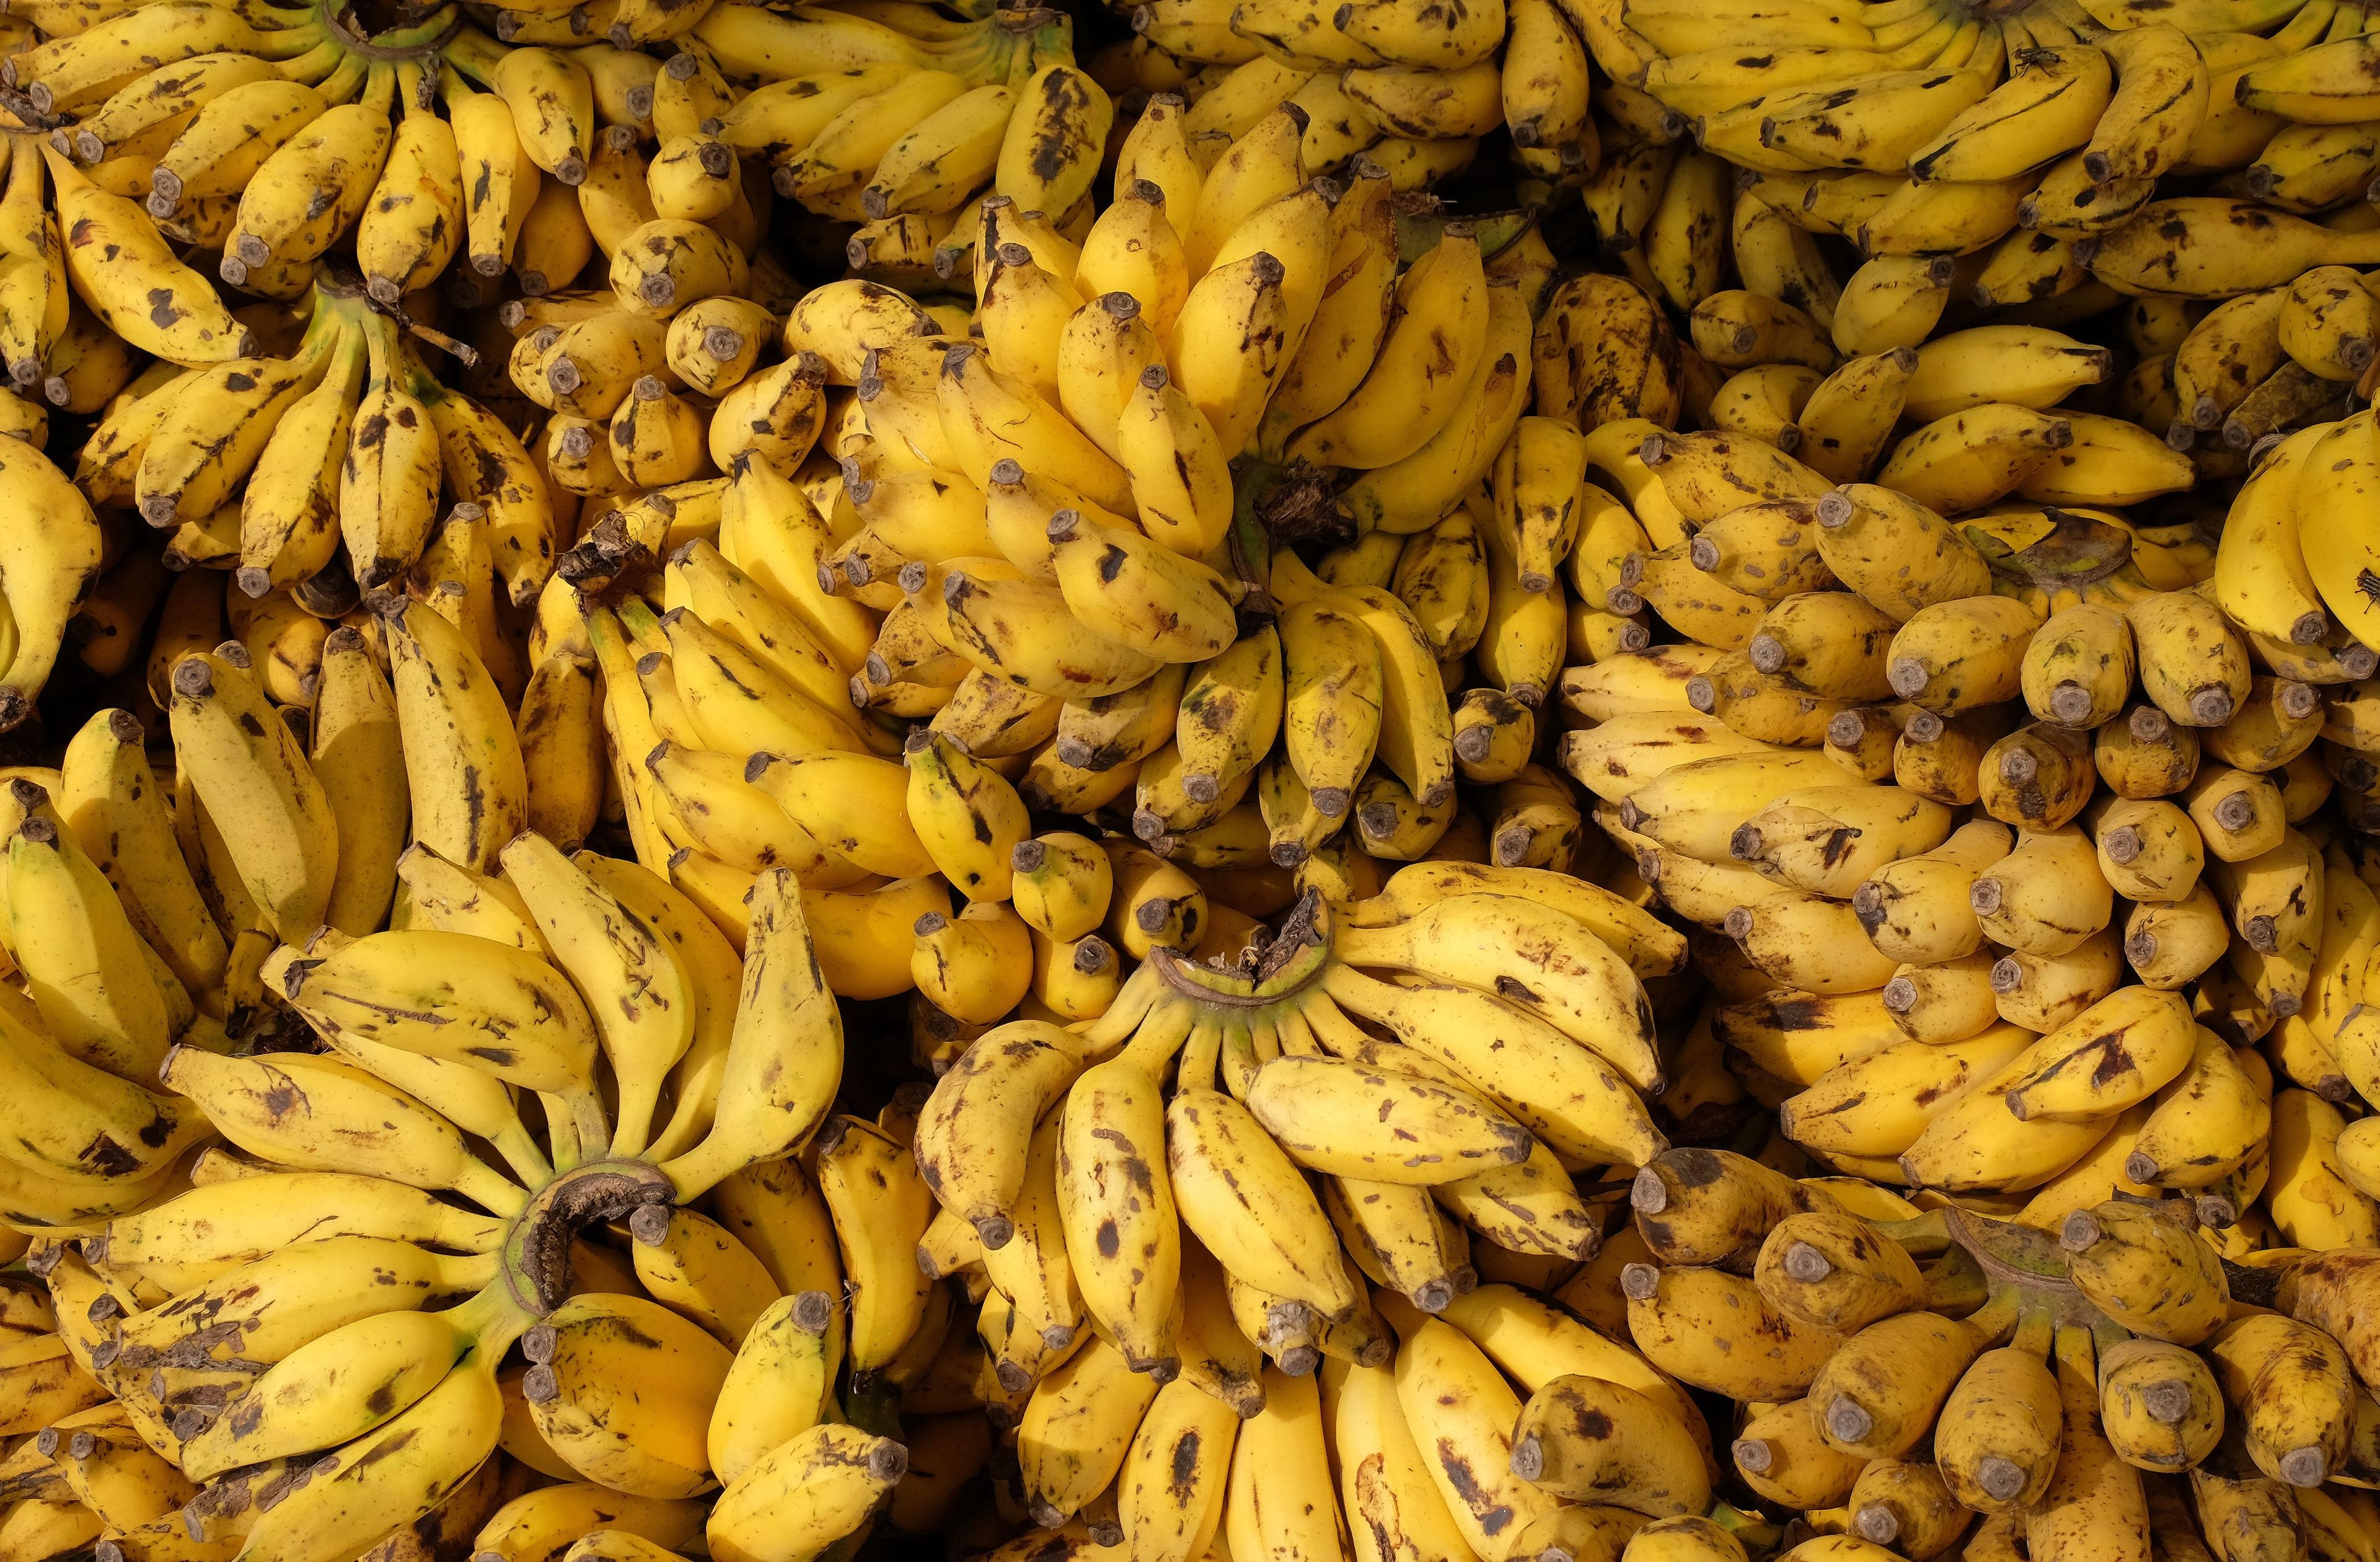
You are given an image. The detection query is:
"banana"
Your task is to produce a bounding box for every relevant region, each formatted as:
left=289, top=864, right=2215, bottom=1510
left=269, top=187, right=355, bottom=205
left=810, top=1111, right=935, bottom=1378
left=299, top=625, right=405, bottom=942
left=1276, top=596, right=1383, bottom=819
left=94, top=1170, right=501, bottom=1296
left=1811, top=482, right=1996, bottom=619
left=42, top=145, right=250, bottom=365
left=519, top=1290, right=729, bottom=1498
left=478, top=1483, right=706, bottom=1562
left=2104, top=1333, right=2228, bottom=1476
left=2124, top=886, right=2231, bottom=990
left=2084, top=25, right=2208, bottom=188
left=1508, top=1373, right=1711, bottom=1516
left=1054, top=1037, right=1180, bottom=1377
left=179, top=1296, right=502, bottom=1481
left=165, top=648, right=337, bottom=938
left=1330, top=889, right=1660, bottom=1089
left=1121, top=1374, right=1238, bottom=1562
left=2182, top=763, right=2286, bottom=862
left=1968, top=823, right=2114, bottom=957
left=1912, top=44, right=2113, bottom=182
left=233, top=1348, right=509, bottom=1562
left=912, top=899, right=1033, bottom=1024
left=1167, top=1085, right=1357, bottom=1320
left=935, top=562, right=1161, bottom=699
left=380, top=599, right=528, bottom=873
left=0, top=972, right=203, bottom=1185
left=2028, top=1328, right=2150, bottom=1562
left=519, top=652, right=609, bottom=852
left=707, top=1289, right=834, bottom=1486
left=661, top=869, right=846, bottom=1199
left=2055, top=1198, right=2225, bottom=1348
left=55, top=707, right=224, bottom=1004
left=1045, top=508, right=1238, bottom=663
left=503, top=832, right=694, bottom=1158
left=1939, top=1322, right=2063, bottom=1511
left=1390, top=1317, right=1556, bottom=1554
left=1732, top=1393, right=1867, bottom=1509
left=1286, top=227, right=1485, bottom=470
left=706, top=1423, right=906, bottom=1562
left=1016, top=1333, right=1157, bottom=1527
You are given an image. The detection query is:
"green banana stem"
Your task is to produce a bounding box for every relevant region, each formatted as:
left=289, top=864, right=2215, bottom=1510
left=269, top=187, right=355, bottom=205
left=1007, top=9, right=1076, bottom=74
left=252, top=21, right=337, bottom=57
left=1923, top=1244, right=1993, bottom=1315
left=275, top=37, right=347, bottom=79
left=315, top=48, right=372, bottom=103
left=1959, top=1284, right=2024, bottom=1346
left=1877, top=1208, right=1954, bottom=1256
left=452, top=1155, right=532, bottom=1219
left=541, top=1090, right=584, bottom=1174
left=489, top=1113, right=557, bottom=1189
left=441, top=1281, right=537, bottom=1357
left=439, top=25, right=509, bottom=85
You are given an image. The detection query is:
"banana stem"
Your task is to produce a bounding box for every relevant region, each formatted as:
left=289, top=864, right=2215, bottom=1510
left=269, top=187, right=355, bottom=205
left=438, top=25, right=507, bottom=86
left=542, top=1092, right=583, bottom=1173
left=1923, top=1245, right=1991, bottom=1315
left=315, top=48, right=372, bottom=104
left=1875, top=1208, right=1954, bottom=1256
left=452, top=1155, right=529, bottom=1219
left=641, top=1087, right=713, bottom=1166
left=440, top=1282, right=535, bottom=1358
left=490, top=1119, right=555, bottom=1189
left=1177, top=1020, right=1223, bottom=1093
left=658, top=1132, right=735, bottom=1204
left=1117, top=997, right=1197, bottom=1076
left=251, top=21, right=333, bottom=57
left=1960, top=1284, right=2024, bottom=1346
left=272, top=37, right=347, bottom=80
left=568, top=1090, right=610, bottom=1158
left=609, top=1087, right=658, bottom=1164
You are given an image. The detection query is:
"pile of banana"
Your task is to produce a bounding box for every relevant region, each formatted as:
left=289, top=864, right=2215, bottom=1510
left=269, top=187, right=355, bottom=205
left=24, top=0, right=2380, bottom=1552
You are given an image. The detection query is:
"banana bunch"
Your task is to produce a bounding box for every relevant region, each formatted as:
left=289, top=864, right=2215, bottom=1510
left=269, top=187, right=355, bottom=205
left=722, top=109, right=1603, bottom=893
left=910, top=882, right=1722, bottom=1558
left=0, top=642, right=908, bottom=1562
left=1587, top=0, right=2380, bottom=289
left=10, top=0, right=624, bottom=298
left=20, top=0, right=1113, bottom=302
left=904, top=865, right=1679, bottom=1440
left=692, top=4, right=1111, bottom=227
left=1086, top=0, right=1574, bottom=190
left=81, top=276, right=559, bottom=607
left=2209, top=407, right=2380, bottom=709
left=1625, top=1147, right=2380, bottom=1560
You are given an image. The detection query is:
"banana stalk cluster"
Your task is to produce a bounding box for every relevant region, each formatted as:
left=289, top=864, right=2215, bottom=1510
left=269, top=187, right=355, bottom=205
left=1619, top=1144, right=2380, bottom=1562
left=1590, top=0, right=2380, bottom=293
left=8, top=0, right=1131, bottom=304
left=896, top=872, right=1691, bottom=1561
left=78, top=277, right=559, bottom=617
left=0, top=609, right=907, bottom=1562
left=1085, top=0, right=1572, bottom=193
